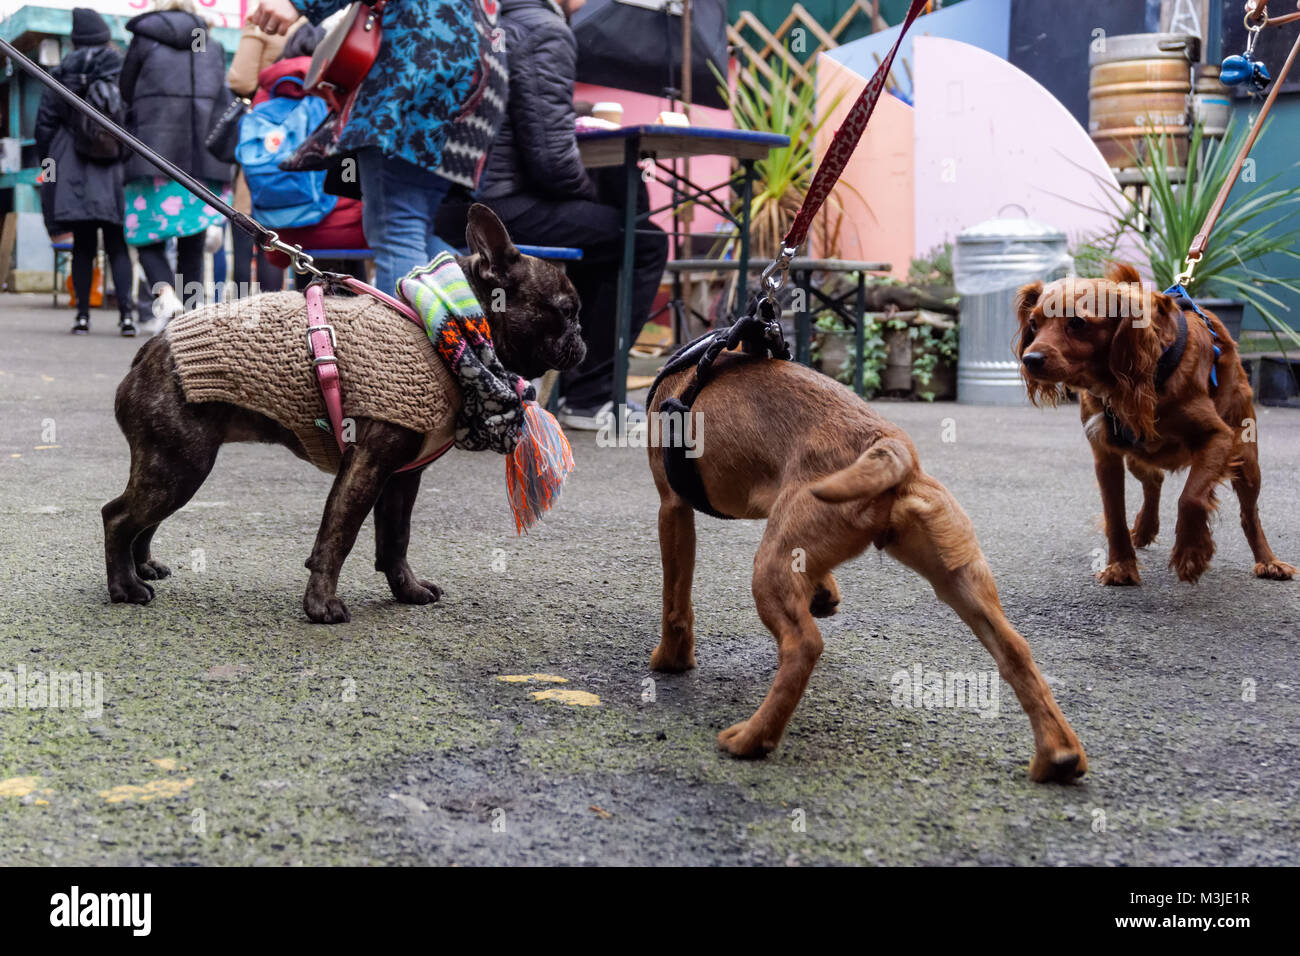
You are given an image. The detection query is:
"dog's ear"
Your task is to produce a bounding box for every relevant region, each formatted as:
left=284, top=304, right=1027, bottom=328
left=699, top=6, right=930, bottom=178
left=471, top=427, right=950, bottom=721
left=466, top=203, right=520, bottom=283
left=1012, top=281, right=1043, bottom=358
left=1108, top=307, right=1163, bottom=440
left=1105, top=261, right=1142, bottom=286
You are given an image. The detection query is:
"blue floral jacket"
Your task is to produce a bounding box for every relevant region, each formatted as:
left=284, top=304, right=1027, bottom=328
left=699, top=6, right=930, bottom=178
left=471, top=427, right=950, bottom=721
left=292, top=0, right=479, bottom=173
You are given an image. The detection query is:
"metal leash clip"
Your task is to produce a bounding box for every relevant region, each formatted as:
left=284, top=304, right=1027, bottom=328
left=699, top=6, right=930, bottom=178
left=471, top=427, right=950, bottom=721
left=264, top=230, right=324, bottom=279
left=759, top=244, right=798, bottom=304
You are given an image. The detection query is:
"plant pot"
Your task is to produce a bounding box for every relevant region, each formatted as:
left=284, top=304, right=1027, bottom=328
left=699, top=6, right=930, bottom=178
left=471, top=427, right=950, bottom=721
left=1196, top=298, right=1244, bottom=342
left=914, top=360, right=957, bottom=401
left=814, top=330, right=851, bottom=382
left=882, top=327, right=913, bottom=393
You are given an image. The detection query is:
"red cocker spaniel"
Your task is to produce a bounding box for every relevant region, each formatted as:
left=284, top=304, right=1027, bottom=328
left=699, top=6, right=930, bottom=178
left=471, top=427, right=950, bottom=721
left=1014, top=263, right=1293, bottom=586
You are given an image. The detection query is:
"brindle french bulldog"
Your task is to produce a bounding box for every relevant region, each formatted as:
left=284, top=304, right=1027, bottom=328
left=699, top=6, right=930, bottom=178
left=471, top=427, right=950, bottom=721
left=102, top=205, right=585, bottom=623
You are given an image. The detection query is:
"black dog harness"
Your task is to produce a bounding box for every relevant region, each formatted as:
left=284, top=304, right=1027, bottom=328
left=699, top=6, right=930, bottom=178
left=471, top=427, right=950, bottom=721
left=1104, top=305, right=1191, bottom=448
left=646, top=299, right=790, bottom=518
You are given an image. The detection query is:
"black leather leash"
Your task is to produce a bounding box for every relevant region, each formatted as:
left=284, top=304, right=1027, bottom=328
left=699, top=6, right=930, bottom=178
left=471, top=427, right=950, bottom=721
left=0, top=35, right=328, bottom=278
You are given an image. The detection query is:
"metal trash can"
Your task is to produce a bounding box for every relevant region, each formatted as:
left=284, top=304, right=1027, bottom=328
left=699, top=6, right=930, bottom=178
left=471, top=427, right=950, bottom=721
left=955, top=214, right=1071, bottom=405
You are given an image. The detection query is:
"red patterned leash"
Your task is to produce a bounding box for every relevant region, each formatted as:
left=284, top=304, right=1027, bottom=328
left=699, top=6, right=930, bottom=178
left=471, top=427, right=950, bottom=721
left=760, top=0, right=929, bottom=298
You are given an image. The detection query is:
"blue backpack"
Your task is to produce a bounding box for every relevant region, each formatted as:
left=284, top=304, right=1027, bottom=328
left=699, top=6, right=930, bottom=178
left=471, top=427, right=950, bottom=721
left=236, top=77, right=337, bottom=229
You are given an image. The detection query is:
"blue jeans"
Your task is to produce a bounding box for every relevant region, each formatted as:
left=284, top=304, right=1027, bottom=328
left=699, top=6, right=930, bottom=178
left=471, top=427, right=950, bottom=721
left=358, top=147, right=457, bottom=295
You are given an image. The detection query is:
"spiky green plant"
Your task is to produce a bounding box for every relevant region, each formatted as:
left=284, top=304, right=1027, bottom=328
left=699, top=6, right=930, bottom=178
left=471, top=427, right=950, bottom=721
left=709, top=58, right=857, bottom=260
left=1079, top=121, right=1300, bottom=350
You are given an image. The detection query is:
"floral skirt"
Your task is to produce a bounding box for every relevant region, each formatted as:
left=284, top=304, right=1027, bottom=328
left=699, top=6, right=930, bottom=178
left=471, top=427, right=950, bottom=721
left=124, top=177, right=230, bottom=246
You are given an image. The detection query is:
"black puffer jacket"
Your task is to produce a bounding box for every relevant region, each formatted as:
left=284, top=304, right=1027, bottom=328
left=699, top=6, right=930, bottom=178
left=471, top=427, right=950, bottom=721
left=35, top=44, right=127, bottom=229
left=477, top=0, right=594, bottom=203
left=120, top=10, right=231, bottom=183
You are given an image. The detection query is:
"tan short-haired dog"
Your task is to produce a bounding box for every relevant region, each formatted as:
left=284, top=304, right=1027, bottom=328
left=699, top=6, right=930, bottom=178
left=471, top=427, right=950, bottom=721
left=1015, top=263, right=1293, bottom=586
left=647, top=353, right=1087, bottom=783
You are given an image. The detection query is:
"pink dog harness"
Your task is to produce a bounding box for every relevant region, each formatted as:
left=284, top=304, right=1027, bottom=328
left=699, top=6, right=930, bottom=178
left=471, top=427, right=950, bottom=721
left=304, top=280, right=453, bottom=474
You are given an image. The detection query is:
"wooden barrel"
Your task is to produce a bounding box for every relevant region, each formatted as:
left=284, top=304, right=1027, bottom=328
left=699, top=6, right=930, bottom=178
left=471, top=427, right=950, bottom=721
left=1193, top=65, right=1232, bottom=140
left=1089, top=34, right=1196, bottom=169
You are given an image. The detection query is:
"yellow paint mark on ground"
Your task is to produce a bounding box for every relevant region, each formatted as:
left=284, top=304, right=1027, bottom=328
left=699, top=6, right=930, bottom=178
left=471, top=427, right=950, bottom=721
left=9, top=454, right=20, bottom=459
left=41, top=375, right=54, bottom=382
left=34, top=444, right=61, bottom=450
left=98, top=777, right=195, bottom=804
left=0, top=776, right=41, bottom=797
left=150, top=758, right=185, bottom=771
left=530, top=688, right=600, bottom=707
left=497, top=673, right=569, bottom=684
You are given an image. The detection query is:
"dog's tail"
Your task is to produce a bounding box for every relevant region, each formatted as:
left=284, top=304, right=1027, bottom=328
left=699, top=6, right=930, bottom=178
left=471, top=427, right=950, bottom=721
left=809, top=436, right=916, bottom=504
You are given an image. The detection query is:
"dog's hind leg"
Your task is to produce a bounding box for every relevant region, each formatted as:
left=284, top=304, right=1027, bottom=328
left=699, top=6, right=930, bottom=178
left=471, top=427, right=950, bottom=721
left=303, top=420, right=422, bottom=624
left=1232, top=440, right=1296, bottom=580
left=374, top=466, right=442, bottom=605
left=103, top=348, right=223, bottom=605
left=1127, top=457, right=1163, bottom=549
left=884, top=475, right=1087, bottom=783
left=103, top=433, right=220, bottom=604
left=131, top=524, right=171, bottom=580
left=650, top=487, right=698, bottom=672
left=717, top=483, right=870, bottom=758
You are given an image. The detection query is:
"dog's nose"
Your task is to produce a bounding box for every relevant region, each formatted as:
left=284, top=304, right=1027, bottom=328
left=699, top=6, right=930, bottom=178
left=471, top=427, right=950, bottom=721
left=1021, top=351, right=1046, bottom=372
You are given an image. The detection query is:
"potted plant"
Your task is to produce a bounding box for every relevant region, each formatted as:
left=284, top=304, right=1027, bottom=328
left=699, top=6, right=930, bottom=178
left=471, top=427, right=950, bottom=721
left=1078, top=121, right=1300, bottom=350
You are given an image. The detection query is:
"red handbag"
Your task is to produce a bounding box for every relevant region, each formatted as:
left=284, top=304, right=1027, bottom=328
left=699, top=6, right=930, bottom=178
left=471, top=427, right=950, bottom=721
left=303, top=0, right=388, bottom=119
left=279, top=0, right=387, bottom=177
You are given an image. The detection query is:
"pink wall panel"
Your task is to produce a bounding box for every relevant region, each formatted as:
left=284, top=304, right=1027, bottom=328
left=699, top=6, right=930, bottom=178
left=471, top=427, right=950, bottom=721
left=911, top=37, right=1123, bottom=259
left=813, top=55, right=915, bottom=277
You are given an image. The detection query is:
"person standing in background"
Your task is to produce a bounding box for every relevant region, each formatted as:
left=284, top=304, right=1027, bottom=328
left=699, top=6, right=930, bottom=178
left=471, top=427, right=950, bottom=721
left=36, top=8, right=138, bottom=336
left=121, top=0, right=232, bottom=327
left=250, top=0, right=491, bottom=295
left=224, top=5, right=310, bottom=296
left=476, top=0, right=668, bottom=431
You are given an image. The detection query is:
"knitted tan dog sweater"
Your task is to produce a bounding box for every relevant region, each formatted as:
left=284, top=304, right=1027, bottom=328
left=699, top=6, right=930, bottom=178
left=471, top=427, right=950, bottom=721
left=166, top=291, right=460, bottom=473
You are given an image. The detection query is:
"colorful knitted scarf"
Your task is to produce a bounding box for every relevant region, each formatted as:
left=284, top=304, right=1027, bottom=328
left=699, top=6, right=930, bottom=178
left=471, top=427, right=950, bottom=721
left=400, top=252, right=532, bottom=453
left=398, top=253, right=574, bottom=532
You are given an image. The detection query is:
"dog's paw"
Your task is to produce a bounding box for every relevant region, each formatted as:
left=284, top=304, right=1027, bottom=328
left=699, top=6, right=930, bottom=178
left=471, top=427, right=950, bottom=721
left=1028, top=746, right=1088, bottom=784
left=1130, top=519, right=1159, bottom=550
left=1170, top=544, right=1213, bottom=583
left=717, top=719, right=776, bottom=759
left=392, top=578, right=441, bottom=605
left=135, top=559, right=171, bottom=581
left=809, top=587, right=840, bottom=618
left=1253, top=560, right=1296, bottom=581
left=1096, top=560, right=1141, bottom=586
left=303, top=592, right=351, bottom=624
left=108, top=577, right=155, bottom=605
left=649, top=640, right=696, bottom=672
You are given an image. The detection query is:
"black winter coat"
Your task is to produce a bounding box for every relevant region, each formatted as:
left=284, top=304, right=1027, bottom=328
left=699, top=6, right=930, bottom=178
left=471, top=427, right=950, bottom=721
left=120, top=10, right=232, bottom=183
left=477, top=0, right=595, bottom=204
left=35, top=44, right=127, bottom=231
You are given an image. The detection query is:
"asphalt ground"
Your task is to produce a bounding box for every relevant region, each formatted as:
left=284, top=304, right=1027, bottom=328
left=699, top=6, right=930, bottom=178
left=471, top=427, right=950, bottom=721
left=1, top=294, right=1297, bottom=865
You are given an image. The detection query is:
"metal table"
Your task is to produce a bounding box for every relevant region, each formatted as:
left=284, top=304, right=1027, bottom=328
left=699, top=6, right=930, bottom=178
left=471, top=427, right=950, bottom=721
left=576, top=125, right=790, bottom=418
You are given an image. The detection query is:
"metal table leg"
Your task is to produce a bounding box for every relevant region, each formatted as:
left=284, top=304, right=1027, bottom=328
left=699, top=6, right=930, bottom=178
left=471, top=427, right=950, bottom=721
left=795, top=268, right=812, bottom=365
left=854, top=272, right=867, bottom=396
left=613, top=137, right=639, bottom=436
left=736, top=159, right=754, bottom=316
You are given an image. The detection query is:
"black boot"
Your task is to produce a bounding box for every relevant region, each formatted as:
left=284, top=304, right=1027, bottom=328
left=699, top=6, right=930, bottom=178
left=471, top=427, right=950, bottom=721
left=71, top=312, right=90, bottom=335
left=119, top=313, right=137, bottom=337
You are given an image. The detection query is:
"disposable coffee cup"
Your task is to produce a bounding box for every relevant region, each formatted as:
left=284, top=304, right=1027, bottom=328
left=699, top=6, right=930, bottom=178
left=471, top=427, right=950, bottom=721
left=592, top=101, right=623, bottom=125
